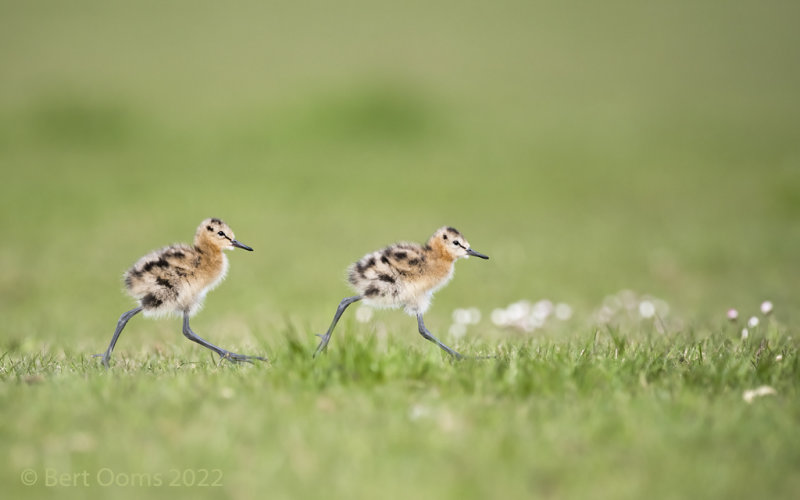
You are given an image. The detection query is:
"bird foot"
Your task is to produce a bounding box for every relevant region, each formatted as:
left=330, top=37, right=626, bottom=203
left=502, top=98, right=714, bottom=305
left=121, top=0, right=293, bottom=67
left=92, top=352, right=112, bottom=368
left=219, top=351, right=268, bottom=364
left=313, top=334, right=331, bottom=358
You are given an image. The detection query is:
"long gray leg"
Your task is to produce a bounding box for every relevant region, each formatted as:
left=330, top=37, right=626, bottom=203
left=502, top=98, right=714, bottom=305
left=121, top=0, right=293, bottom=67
left=417, top=314, right=464, bottom=359
left=182, top=313, right=267, bottom=364
left=95, top=306, right=143, bottom=368
left=314, top=296, right=362, bottom=357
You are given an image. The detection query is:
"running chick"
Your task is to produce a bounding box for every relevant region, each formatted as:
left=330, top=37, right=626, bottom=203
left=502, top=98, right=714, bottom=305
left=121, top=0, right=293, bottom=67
left=96, top=218, right=266, bottom=367
left=314, top=226, right=489, bottom=359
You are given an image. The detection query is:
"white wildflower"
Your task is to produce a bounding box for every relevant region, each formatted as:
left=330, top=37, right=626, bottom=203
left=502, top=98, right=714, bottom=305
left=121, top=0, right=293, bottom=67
left=554, top=302, right=573, bottom=320
left=355, top=305, right=373, bottom=323
left=596, top=305, right=614, bottom=324
left=742, top=386, right=776, bottom=404
left=638, top=300, right=656, bottom=319
left=531, top=300, right=553, bottom=321
left=452, top=308, right=472, bottom=325
left=654, top=299, right=670, bottom=316
left=491, top=309, right=509, bottom=326
left=448, top=323, right=467, bottom=339
left=506, top=301, right=531, bottom=322
left=408, top=404, right=431, bottom=421
left=529, top=315, right=545, bottom=329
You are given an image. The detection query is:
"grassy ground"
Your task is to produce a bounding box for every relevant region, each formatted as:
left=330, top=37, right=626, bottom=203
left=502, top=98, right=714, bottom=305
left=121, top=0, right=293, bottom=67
left=1, top=1, right=799, bottom=499
left=3, top=326, right=799, bottom=500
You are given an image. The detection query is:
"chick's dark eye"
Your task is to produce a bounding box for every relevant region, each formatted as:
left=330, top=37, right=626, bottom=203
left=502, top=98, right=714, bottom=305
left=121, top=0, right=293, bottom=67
left=453, top=241, right=461, bottom=247
left=217, top=231, right=225, bottom=237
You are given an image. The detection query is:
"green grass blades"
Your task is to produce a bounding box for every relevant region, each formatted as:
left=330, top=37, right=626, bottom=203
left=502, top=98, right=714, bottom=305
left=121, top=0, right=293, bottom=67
left=2, top=1, right=799, bottom=499
left=2, top=327, right=798, bottom=500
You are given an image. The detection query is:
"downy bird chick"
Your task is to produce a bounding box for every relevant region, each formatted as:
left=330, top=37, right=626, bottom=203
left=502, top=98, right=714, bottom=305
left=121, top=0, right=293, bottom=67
left=314, top=226, right=489, bottom=359
left=96, top=218, right=266, bottom=367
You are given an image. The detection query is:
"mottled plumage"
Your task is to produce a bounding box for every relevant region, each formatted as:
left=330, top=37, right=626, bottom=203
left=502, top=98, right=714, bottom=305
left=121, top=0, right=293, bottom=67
left=124, top=219, right=235, bottom=318
left=315, top=226, right=489, bottom=358
left=96, top=218, right=266, bottom=367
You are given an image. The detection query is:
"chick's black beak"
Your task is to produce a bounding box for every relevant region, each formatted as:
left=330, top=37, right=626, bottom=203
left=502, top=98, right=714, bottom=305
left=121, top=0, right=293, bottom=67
left=231, top=239, right=254, bottom=251
left=466, top=248, right=489, bottom=259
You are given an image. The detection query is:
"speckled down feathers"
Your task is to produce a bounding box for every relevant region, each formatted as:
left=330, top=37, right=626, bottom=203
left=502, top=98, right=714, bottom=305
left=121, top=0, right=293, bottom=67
left=125, top=243, right=228, bottom=317
left=347, top=227, right=472, bottom=315
left=122, top=218, right=237, bottom=317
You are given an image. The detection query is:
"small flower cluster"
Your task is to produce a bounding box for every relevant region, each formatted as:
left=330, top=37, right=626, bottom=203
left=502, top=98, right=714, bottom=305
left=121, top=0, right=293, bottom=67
left=355, top=305, right=374, bottom=323
left=489, top=299, right=573, bottom=333
left=742, top=385, right=776, bottom=404
left=448, top=308, right=481, bottom=338
left=728, top=301, right=773, bottom=340
left=354, top=296, right=776, bottom=343
left=593, top=290, right=669, bottom=325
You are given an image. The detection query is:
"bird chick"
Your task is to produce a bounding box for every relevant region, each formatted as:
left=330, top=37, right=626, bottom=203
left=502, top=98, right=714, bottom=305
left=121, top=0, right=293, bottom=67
left=96, top=218, right=266, bottom=367
left=314, top=226, right=489, bottom=358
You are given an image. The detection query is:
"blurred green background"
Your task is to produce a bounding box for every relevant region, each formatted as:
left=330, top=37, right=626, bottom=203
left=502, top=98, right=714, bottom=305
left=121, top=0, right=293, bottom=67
left=1, top=1, right=799, bottom=498
left=1, top=1, right=798, bottom=341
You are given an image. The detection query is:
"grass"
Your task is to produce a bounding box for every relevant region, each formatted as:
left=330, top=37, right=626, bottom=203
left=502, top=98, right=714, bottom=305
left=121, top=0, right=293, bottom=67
left=3, top=324, right=798, bottom=500
left=1, top=1, right=799, bottom=499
